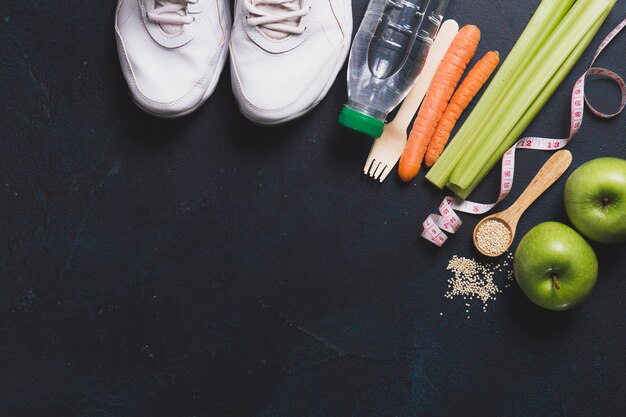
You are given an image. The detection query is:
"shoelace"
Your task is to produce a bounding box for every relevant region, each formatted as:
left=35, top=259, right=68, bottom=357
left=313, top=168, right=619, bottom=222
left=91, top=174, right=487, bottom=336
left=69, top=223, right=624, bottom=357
left=147, top=0, right=196, bottom=26
left=244, top=0, right=310, bottom=35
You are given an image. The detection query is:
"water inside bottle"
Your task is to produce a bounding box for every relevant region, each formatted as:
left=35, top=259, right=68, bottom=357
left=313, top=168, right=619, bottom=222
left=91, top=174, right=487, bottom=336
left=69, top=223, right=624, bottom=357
left=339, top=0, right=450, bottom=137
left=368, top=0, right=428, bottom=79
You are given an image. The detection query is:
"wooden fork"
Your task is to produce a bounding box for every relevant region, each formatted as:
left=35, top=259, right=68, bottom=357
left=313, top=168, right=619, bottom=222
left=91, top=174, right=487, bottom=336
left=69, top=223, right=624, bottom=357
left=364, top=19, right=459, bottom=182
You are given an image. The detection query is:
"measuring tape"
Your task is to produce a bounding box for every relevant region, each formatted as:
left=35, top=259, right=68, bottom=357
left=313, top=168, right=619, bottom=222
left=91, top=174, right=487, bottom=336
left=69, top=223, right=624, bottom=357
left=422, top=18, right=626, bottom=247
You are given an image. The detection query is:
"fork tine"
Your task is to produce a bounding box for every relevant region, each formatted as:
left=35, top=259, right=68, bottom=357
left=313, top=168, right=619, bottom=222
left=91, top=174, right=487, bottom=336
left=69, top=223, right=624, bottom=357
left=378, top=163, right=395, bottom=182
left=364, top=148, right=379, bottom=174
left=364, top=157, right=375, bottom=175
left=371, top=163, right=381, bottom=179
left=376, top=165, right=389, bottom=182
left=369, top=161, right=381, bottom=178
left=372, top=162, right=385, bottom=180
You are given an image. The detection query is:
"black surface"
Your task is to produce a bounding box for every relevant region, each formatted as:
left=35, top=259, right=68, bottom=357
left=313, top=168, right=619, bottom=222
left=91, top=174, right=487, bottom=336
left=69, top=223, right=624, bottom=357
left=1, top=1, right=625, bottom=416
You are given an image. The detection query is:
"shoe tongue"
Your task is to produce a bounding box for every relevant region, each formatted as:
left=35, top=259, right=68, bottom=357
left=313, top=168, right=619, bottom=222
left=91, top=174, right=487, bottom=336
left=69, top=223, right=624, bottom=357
left=252, top=0, right=302, bottom=40
left=156, top=0, right=186, bottom=35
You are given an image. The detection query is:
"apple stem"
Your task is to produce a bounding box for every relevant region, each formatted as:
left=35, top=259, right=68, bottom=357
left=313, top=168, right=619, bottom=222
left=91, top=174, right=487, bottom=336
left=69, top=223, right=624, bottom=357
left=552, top=275, right=561, bottom=291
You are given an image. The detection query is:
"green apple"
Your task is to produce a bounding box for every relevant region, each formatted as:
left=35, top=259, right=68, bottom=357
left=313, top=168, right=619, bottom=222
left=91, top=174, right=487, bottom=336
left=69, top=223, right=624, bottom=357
left=564, top=157, right=626, bottom=244
left=514, top=222, right=598, bottom=311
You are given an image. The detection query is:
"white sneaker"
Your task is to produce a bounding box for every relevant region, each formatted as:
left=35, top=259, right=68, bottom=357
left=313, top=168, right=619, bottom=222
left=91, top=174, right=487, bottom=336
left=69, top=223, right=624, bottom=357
left=115, top=0, right=231, bottom=118
left=230, top=0, right=352, bottom=125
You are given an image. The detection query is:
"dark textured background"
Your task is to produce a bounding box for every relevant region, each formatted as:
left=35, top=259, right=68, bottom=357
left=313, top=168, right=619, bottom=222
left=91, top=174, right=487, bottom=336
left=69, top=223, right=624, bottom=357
left=1, top=1, right=625, bottom=416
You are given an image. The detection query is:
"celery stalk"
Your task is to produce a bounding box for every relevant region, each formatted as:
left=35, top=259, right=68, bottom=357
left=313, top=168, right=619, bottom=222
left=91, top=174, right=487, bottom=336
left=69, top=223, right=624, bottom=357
left=450, top=6, right=612, bottom=200
left=425, top=0, right=576, bottom=189
left=449, top=0, right=614, bottom=190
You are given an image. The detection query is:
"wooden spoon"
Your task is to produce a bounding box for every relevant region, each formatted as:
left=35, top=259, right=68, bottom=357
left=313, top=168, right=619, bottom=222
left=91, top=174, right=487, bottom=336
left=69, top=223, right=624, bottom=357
left=473, top=150, right=573, bottom=257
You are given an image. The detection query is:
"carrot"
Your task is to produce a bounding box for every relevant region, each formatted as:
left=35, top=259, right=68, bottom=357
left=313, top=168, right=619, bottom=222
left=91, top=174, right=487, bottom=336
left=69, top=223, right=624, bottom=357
left=425, top=50, right=500, bottom=167
left=398, top=25, right=481, bottom=182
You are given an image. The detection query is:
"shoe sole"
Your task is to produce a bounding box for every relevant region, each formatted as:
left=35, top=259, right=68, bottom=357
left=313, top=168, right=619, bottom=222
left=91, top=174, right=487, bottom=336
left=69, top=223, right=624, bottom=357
left=133, top=43, right=230, bottom=119
left=233, top=0, right=353, bottom=126
left=117, top=0, right=232, bottom=119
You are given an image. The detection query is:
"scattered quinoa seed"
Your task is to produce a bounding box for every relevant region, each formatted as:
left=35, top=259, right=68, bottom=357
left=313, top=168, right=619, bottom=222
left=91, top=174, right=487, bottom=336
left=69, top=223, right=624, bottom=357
left=444, top=252, right=514, bottom=317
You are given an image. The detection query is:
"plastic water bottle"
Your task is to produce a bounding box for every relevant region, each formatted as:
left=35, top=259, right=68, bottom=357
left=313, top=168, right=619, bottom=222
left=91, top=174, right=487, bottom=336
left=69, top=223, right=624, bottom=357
left=339, top=0, right=451, bottom=138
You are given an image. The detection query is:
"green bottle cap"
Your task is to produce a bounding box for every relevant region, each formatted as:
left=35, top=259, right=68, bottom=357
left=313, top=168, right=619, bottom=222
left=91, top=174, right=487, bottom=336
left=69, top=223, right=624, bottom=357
left=338, top=106, right=385, bottom=138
